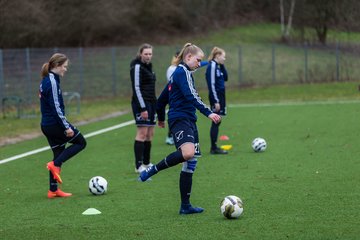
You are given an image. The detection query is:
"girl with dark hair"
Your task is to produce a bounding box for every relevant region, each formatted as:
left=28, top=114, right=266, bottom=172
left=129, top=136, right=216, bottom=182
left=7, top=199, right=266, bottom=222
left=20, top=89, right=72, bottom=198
left=39, top=53, right=87, bottom=198
left=130, top=43, right=157, bottom=173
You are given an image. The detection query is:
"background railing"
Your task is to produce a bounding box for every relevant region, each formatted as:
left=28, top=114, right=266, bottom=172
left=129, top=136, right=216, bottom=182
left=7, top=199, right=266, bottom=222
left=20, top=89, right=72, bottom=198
left=1, top=43, right=360, bottom=116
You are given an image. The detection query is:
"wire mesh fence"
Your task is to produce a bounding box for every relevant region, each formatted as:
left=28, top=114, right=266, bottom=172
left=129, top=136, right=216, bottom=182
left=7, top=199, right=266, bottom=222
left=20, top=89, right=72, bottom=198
left=1, top=43, right=360, bottom=117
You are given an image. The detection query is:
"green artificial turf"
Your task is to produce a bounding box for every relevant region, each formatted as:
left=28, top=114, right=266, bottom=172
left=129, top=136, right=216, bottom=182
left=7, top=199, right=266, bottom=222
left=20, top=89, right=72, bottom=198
left=1, top=101, right=359, bottom=239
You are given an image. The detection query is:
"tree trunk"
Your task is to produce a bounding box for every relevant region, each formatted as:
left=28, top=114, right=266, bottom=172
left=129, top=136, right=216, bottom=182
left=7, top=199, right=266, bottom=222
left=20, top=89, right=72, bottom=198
left=316, top=25, right=328, bottom=45
left=280, top=0, right=296, bottom=42
left=280, top=0, right=285, bottom=35
left=285, top=0, right=296, bottom=37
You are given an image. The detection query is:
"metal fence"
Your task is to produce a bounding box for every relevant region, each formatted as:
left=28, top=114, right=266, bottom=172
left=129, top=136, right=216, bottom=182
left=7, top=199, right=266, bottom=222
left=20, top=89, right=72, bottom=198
left=1, top=43, right=360, bottom=116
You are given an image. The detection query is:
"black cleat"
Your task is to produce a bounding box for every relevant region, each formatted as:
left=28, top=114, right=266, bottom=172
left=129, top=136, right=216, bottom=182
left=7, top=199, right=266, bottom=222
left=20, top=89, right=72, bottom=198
left=210, top=148, right=228, bottom=154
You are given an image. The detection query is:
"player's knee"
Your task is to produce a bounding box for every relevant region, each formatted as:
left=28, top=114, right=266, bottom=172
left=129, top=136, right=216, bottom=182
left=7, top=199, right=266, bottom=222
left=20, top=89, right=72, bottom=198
left=136, top=133, right=146, bottom=141
left=146, top=127, right=155, bottom=140
left=182, top=158, right=197, bottom=173
left=136, top=128, right=148, bottom=141
left=182, top=150, right=195, bottom=161
left=180, top=144, right=195, bottom=160
left=145, top=134, right=153, bottom=141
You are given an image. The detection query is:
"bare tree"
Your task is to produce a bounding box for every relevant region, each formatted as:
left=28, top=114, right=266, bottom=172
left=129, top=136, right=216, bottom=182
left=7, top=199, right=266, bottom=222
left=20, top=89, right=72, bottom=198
left=280, top=0, right=296, bottom=41
left=291, top=0, right=360, bottom=45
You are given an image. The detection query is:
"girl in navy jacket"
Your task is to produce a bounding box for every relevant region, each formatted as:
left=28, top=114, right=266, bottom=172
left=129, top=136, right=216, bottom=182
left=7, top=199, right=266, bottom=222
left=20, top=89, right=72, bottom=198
left=39, top=53, right=86, bottom=198
left=130, top=43, right=157, bottom=173
left=206, top=47, right=228, bottom=154
left=139, top=43, right=221, bottom=215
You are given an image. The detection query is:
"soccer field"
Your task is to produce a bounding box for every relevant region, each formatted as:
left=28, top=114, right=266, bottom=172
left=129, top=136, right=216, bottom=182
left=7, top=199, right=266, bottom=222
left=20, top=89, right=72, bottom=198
left=0, top=101, right=359, bottom=239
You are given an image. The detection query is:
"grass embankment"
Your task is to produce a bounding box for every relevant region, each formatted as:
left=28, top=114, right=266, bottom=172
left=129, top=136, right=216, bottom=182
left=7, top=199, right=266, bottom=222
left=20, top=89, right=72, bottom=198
left=2, top=23, right=360, bottom=145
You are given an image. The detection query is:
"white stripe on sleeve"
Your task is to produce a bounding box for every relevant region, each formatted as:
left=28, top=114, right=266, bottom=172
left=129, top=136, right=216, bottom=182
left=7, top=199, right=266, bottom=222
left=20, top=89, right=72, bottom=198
left=49, top=73, right=70, bottom=129
left=180, top=64, right=208, bottom=109
left=210, top=61, right=219, bottom=103
left=134, top=64, right=146, bottom=108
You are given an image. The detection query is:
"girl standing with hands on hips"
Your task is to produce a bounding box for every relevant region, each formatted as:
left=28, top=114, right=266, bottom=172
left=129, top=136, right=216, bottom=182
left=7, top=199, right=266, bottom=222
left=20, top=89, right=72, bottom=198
left=39, top=53, right=87, bottom=198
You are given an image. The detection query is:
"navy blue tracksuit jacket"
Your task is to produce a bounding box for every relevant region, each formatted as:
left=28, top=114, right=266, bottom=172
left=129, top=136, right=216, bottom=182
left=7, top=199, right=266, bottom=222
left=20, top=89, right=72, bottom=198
left=157, top=63, right=212, bottom=122
left=39, top=71, right=70, bottom=129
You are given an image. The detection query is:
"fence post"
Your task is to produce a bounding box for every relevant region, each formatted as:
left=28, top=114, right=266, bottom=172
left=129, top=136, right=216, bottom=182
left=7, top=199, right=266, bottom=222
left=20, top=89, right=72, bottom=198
left=304, top=43, right=308, bottom=82
left=238, top=45, right=243, bottom=85
left=78, top=47, right=84, bottom=96
left=111, top=47, right=117, bottom=96
left=336, top=41, right=340, bottom=81
left=0, top=49, right=3, bottom=110
left=25, top=48, right=32, bottom=104
left=272, top=44, right=276, bottom=83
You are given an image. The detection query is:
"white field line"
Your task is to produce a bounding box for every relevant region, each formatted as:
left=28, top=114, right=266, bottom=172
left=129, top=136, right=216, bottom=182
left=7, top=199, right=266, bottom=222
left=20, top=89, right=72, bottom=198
left=228, top=99, right=360, bottom=108
left=1, top=99, right=359, bottom=165
left=0, top=120, right=134, bottom=165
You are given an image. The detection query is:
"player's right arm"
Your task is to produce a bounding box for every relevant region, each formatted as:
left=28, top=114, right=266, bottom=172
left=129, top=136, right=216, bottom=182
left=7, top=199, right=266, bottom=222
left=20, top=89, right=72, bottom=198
left=130, top=63, right=147, bottom=112
left=206, top=61, right=220, bottom=105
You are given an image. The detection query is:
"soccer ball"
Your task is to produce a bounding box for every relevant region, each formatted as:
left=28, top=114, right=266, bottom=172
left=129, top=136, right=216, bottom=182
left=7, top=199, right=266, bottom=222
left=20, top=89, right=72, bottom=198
left=89, top=176, right=108, bottom=195
left=252, top=137, right=267, bottom=152
left=220, top=195, right=244, bottom=219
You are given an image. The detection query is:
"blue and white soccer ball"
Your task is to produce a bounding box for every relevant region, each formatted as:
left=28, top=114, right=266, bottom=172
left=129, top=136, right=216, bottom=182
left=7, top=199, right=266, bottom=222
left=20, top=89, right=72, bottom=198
left=220, top=195, right=244, bottom=219
left=89, top=176, right=108, bottom=195
left=252, top=137, right=267, bottom=152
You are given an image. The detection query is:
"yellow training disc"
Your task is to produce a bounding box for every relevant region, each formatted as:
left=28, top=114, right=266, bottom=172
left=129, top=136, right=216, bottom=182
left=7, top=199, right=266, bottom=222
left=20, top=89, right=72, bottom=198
left=220, top=145, right=233, bottom=151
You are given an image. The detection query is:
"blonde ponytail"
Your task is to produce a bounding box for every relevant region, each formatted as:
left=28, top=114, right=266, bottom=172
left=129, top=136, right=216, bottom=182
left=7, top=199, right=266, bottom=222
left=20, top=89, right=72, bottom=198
left=208, top=46, right=225, bottom=61
left=174, top=43, right=204, bottom=66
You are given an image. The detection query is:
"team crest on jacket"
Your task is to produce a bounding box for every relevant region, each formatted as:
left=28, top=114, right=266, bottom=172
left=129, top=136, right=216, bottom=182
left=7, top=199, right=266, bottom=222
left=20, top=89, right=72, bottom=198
left=168, top=84, right=172, bottom=91
left=175, top=130, right=184, bottom=142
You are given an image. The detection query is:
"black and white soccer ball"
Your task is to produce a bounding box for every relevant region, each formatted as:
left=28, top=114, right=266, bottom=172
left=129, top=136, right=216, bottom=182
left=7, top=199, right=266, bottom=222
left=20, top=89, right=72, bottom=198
left=89, top=176, right=108, bottom=195
left=252, top=137, right=267, bottom=152
left=220, top=195, right=244, bottom=219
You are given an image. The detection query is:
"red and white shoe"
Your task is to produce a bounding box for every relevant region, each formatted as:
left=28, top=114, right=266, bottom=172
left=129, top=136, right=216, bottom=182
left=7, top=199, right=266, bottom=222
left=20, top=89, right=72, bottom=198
left=47, top=189, right=72, bottom=199
left=47, top=161, right=62, bottom=184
